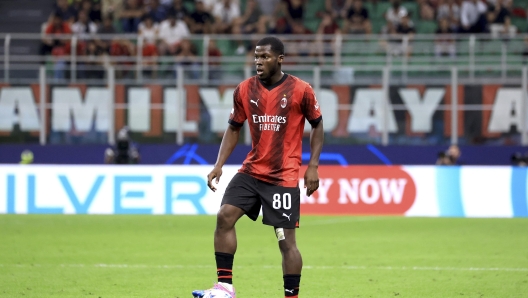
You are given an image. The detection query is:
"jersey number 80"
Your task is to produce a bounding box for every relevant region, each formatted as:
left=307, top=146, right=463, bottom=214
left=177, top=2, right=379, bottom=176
left=272, top=193, right=291, bottom=210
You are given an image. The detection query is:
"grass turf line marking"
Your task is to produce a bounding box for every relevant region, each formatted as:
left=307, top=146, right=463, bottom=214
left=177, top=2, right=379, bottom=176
left=301, top=216, right=392, bottom=227
left=1, top=264, right=527, bottom=272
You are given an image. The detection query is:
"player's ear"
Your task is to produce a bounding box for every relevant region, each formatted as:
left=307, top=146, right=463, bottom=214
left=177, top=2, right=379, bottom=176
left=278, top=54, right=284, bottom=64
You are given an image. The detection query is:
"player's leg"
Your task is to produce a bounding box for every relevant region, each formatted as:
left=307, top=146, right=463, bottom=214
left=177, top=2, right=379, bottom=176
left=278, top=228, right=302, bottom=298
left=260, top=183, right=302, bottom=297
left=214, top=204, right=245, bottom=286
left=193, top=173, right=261, bottom=298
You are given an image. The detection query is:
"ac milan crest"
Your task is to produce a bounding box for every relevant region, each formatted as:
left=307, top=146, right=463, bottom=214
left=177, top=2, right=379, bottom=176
left=280, top=95, right=287, bottom=108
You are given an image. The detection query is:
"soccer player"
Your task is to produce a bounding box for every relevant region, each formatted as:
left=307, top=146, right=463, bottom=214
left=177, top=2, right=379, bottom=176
left=192, top=36, right=323, bottom=298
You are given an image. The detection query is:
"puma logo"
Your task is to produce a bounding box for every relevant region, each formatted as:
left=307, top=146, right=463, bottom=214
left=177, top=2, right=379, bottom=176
left=250, top=98, right=259, bottom=107
left=282, top=213, right=292, bottom=221
left=285, top=289, right=294, bottom=293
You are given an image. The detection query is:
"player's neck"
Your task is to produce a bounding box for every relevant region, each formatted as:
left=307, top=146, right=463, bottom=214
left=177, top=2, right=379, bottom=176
left=261, top=71, right=284, bottom=86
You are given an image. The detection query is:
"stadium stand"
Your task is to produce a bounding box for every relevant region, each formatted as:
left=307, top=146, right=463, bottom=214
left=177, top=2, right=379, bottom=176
left=0, top=0, right=526, bottom=84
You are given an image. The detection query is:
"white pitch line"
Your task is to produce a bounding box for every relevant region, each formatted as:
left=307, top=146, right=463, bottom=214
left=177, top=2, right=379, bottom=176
left=301, top=216, right=392, bottom=227
left=1, top=264, right=527, bottom=272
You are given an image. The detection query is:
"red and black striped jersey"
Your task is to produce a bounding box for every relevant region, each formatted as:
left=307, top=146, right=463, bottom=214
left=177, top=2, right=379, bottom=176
left=228, top=74, right=322, bottom=187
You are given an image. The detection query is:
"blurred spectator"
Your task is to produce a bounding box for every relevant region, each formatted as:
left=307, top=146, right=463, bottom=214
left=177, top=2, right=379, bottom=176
left=496, top=16, right=516, bottom=39
left=436, top=144, right=462, bottom=165
left=396, top=15, right=415, bottom=57
left=42, top=13, right=72, bottom=79
left=110, top=38, right=136, bottom=78
left=316, top=11, right=340, bottom=65
left=105, top=126, right=140, bottom=164
left=289, top=20, right=313, bottom=59
left=174, top=39, right=200, bottom=79
left=146, top=0, right=168, bottom=23
left=256, top=0, right=281, bottom=17
left=201, top=0, right=227, bottom=13
left=72, top=10, right=98, bottom=78
left=139, top=15, right=159, bottom=45
left=343, top=0, right=372, bottom=34
left=418, top=0, right=436, bottom=20
left=95, top=16, right=117, bottom=53
left=158, top=13, right=190, bottom=55
left=323, top=0, right=352, bottom=20
left=212, top=0, right=241, bottom=33
left=55, top=0, right=77, bottom=23
left=511, top=152, right=528, bottom=166
left=102, top=0, right=123, bottom=20
left=232, top=0, right=264, bottom=53
left=318, top=11, right=340, bottom=35
left=343, top=15, right=368, bottom=34
left=189, top=0, right=215, bottom=34
left=207, top=40, right=222, bottom=80
left=435, top=18, right=456, bottom=57
left=280, top=0, right=305, bottom=27
left=487, top=0, right=510, bottom=24
left=168, top=0, right=191, bottom=25
left=72, top=10, right=98, bottom=36
left=437, top=0, right=460, bottom=31
left=20, top=150, right=34, bottom=165
left=138, top=15, right=159, bottom=78
left=40, top=14, right=56, bottom=57
left=84, top=41, right=105, bottom=79
left=238, top=0, right=264, bottom=34
left=120, top=0, right=144, bottom=33
left=397, top=14, right=415, bottom=34
left=386, top=0, right=408, bottom=26
left=80, top=0, right=102, bottom=23
left=460, top=0, right=488, bottom=33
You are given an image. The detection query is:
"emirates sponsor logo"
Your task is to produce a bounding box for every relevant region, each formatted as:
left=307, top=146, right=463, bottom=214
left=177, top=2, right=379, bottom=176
left=252, top=114, right=287, bottom=131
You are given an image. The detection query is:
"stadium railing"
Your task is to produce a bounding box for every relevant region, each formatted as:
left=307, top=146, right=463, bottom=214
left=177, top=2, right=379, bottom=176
left=0, top=33, right=527, bottom=147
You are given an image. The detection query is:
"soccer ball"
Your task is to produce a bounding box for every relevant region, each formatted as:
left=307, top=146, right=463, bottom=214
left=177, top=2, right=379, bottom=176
left=202, top=289, right=233, bottom=298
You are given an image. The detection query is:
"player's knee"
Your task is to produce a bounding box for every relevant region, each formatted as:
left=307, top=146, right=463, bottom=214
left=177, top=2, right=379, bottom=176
left=279, top=238, right=298, bottom=254
left=216, top=208, right=237, bottom=229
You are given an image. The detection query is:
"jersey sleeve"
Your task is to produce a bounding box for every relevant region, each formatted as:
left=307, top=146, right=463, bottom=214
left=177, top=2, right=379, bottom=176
left=228, top=85, right=246, bottom=127
left=301, top=85, right=323, bottom=127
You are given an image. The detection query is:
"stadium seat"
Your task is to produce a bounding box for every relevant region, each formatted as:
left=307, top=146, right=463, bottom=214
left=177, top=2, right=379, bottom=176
left=416, top=21, right=438, bottom=34
left=304, top=19, right=320, bottom=33
left=401, top=2, right=418, bottom=20
left=364, top=2, right=391, bottom=21
left=511, top=17, right=528, bottom=33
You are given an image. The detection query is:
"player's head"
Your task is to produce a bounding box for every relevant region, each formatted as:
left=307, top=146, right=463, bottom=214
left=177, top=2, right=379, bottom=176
left=254, top=36, right=284, bottom=81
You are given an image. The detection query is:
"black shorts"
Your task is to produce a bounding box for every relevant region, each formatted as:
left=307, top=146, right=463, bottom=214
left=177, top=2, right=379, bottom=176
left=221, top=173, right=300, bottom=229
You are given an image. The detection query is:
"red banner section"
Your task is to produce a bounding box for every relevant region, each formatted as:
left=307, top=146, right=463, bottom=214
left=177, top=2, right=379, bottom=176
left=299, top=166, right=416, bottom=215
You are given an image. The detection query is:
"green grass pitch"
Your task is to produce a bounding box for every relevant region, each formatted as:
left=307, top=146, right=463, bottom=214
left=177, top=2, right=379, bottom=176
left=1, top=215, right=527, bottom=297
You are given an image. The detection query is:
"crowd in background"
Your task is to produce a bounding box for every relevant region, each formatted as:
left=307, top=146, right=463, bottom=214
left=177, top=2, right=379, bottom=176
left=39, top=0, right=528, bottom=79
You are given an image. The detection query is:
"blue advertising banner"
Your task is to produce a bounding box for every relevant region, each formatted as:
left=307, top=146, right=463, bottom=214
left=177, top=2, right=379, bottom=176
left=0, top=144, right=525, bottom=165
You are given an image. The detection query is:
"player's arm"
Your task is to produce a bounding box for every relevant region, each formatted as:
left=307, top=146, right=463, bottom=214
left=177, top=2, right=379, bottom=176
left=305, top=120, right=324, bottom=196
left=207, top=124, right=242, bottom=192
left=302, top=85, right=324, bottom=196
left=207, top=85, right=246, bottom=192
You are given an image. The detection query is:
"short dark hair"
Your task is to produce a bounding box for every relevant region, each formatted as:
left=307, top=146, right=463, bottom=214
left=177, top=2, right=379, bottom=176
left=256, top=36, right=284, bottom=55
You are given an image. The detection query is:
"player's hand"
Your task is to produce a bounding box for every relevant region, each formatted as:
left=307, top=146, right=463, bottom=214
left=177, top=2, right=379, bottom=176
left=303, top=165, right=319, bottom=196
left=207, top=166, right=223, bottom=192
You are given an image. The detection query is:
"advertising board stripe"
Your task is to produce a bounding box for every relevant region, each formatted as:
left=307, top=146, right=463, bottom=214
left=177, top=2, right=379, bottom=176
left=436, top=167, right=464, bottom=217
left=511, top=167, right=528, bottom=217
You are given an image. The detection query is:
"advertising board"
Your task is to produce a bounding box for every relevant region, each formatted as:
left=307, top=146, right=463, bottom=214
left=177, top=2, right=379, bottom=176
left=1, top=165, right=525, bottom=217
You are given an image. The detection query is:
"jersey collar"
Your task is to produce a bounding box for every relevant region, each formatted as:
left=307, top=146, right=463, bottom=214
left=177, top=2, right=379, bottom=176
left=258, top=73, right=289, bottom=91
